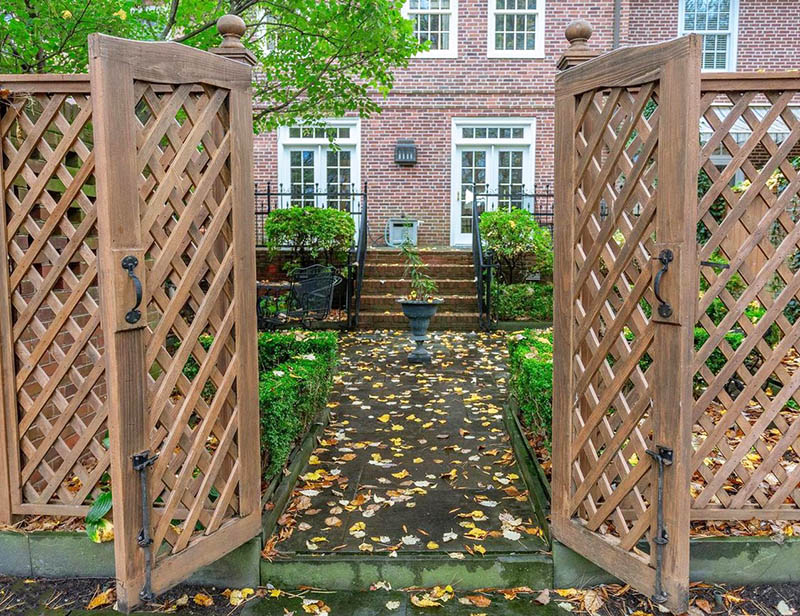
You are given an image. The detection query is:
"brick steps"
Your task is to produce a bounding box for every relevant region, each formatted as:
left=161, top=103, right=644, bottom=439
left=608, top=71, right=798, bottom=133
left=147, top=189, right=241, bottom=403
left=361, top=293, right=476, bottom=311
left=364, top=263, right=474, bottom=279
left=358, top=310, right=480, bottom=330
left=362, top=278, right=476, bottom=294
left=367, top=249, right=472, bottom=265
left=357, top=249, right=479, bottom=331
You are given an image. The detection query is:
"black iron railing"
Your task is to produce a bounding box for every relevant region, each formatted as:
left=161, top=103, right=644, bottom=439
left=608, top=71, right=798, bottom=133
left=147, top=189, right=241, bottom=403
left=350, top=184, right=368, bottom=329
left=472, top=202, right=495, bottom=331
left=472, top=184, right=554, bottom=233
left=254, top=182, right=368, bottom=330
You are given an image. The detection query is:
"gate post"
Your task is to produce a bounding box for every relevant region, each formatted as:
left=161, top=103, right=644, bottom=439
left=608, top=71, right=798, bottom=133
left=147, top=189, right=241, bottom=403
left=649, top=35, right=700, bottom=608
left=90, top=43, right=149, bottom=611
left=552, top=18, right=599, bottom=534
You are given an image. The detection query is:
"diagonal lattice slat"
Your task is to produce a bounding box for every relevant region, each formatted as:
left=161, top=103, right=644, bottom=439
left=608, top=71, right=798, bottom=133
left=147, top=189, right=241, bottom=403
left=693, top=87, right=800, bottom=519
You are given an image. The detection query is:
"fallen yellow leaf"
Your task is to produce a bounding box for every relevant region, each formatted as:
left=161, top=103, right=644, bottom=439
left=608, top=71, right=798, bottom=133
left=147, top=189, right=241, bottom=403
left=193, top=592, right=214, bottom=607
left=87, top=589, right=114, bottom=610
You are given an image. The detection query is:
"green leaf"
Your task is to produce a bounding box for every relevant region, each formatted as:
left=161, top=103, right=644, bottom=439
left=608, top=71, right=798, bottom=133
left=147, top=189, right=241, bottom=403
left=86, top=518, right=114, bottom=543
left=86, top=490, right=113, bottom=524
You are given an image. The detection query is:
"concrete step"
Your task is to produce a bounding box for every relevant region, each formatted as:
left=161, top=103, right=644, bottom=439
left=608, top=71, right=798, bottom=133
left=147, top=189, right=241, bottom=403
left=360, top=293, right=477, bottom=311
left=362, top=278, right=476, bottom=295
left=364, top=263, right=475, bottom=280
left=367, top=249, right=473, bottom=265
left=260, top=553, right=553, bottom=592
left=358, top=310, right=480, bottom=331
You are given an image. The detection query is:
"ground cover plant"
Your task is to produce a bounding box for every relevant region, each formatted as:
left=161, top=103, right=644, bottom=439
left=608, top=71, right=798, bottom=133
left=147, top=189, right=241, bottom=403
left=492, top=282, right=553, bottom=322
left=507, top=329, right=553, bottom=454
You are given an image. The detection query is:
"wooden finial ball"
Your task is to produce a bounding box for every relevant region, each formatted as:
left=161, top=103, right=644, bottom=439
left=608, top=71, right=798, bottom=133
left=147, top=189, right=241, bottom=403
left=565, top=20, right=593, bottom=47
left=217, top=14, right=246, bottom=47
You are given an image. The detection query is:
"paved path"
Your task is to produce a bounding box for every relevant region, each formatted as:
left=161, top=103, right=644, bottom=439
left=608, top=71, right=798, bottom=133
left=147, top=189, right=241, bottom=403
left=266, top=330, right=547, bottom=558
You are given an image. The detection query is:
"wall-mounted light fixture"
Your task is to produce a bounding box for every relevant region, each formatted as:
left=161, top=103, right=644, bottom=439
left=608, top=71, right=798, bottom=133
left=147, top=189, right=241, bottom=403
left=394, top=139, right=417, bottom=165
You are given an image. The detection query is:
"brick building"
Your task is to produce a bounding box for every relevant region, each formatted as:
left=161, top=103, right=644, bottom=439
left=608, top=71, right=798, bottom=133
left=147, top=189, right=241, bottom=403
left=253, top=0, right=800, bottom=247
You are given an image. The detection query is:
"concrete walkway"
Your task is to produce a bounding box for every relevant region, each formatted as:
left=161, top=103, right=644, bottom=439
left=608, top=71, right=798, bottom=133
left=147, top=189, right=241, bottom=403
left=264, top=330, right=548, bottom=561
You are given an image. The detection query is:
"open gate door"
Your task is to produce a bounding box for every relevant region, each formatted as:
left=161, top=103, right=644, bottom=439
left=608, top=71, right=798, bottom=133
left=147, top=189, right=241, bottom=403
left=90, top=34, right=259, bottom=610
left=552, top=36, right=700, bottom=613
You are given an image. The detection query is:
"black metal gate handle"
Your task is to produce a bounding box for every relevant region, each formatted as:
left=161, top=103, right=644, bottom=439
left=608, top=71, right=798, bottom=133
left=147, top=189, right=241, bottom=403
left=121, top=255, right=142, bottom=324
left=653, top=249, right=673, bottom=318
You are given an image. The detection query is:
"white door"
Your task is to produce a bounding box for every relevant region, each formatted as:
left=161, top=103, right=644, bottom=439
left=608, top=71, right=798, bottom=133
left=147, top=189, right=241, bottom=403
left=451, top=145, right=530, bottom=245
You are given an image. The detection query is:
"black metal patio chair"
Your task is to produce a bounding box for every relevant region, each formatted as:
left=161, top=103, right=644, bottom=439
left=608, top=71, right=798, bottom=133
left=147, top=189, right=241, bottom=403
left=286, top=264, right=343, bottom=325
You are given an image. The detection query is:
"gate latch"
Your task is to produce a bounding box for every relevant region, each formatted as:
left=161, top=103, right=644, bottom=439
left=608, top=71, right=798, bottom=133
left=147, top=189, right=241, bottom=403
left=646, top=445, right=673, bottom=605
left=653, top=249, right=674, bottom=318
left=132, top=450, right=159, bottom=602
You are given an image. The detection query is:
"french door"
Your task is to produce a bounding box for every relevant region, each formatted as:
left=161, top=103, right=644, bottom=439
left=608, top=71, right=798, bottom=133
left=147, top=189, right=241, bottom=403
left=451, top=145, right=530, bottom=245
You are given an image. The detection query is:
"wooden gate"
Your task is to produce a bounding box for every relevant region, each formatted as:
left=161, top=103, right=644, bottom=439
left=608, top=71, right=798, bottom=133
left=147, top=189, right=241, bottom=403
left=90, top=35, right=259, bottom=609
left=552, top=36, right=700, bottom=613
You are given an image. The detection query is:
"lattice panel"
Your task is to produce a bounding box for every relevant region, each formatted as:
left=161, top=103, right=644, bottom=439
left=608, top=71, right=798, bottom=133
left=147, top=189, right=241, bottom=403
left=1, top=91, right=109, bottom=511
left=567, top=83, right=661, bottom=555
left=692, top=89, right=800, bottom=519
left=132, top=82, right=241, bottom=557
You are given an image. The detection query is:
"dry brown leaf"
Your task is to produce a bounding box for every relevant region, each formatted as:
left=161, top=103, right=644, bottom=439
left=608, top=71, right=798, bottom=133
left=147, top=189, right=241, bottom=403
left=465, top=595, right=492, bottom=608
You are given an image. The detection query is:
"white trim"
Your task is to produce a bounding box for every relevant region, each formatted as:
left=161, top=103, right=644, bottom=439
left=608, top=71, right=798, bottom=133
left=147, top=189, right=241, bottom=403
left=487, top=0, right=545, bottom=59
left=402, top=0, right=458, bottom=59
left=678, top=0, right=738, bottom=71
left=276, top=118, right=361, bottom=204
left=449, top=117, right=537, bottom=246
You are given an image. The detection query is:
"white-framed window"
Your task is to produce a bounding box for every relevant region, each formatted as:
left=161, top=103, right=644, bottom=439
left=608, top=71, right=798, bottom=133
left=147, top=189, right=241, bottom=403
left=276, top=119, right=361, bottom=211
left=679, top=0, right=738, bottom=71
left=450, top=118, right=536, bottom=245
left=487, top=0, right=545, bottom=58
left=402, top=0, right=458, bottom=58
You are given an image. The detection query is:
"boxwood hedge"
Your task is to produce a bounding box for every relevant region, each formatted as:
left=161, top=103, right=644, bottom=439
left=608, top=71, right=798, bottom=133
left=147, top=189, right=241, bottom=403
left=507, top=329, right=553, bottom=447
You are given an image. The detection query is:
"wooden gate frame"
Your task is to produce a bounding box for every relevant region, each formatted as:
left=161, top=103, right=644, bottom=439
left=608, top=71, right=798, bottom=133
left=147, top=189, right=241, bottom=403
left=90, top=34, right=259, bottom=610
left=552, top=34, right=700, bottom=613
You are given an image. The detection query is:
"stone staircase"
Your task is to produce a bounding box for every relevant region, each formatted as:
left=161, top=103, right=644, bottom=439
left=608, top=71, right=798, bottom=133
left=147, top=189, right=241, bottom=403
left=357, top=249, right=480, bottom=330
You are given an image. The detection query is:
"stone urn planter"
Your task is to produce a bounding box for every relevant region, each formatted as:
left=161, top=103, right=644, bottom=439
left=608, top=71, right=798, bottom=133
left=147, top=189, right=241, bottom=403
left=398, top=298, right=443, bottom=363
left=397, top=240, right=443, bottom=364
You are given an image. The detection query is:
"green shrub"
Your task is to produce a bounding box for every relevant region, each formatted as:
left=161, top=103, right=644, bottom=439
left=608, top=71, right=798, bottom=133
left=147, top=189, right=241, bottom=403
left=507, top=330, right=553, bottom=446
left=257, top=330, right=338, bottom=373
left=257, top=331, right=338, bottom=478
left=480, top=209, right=553, bottom=283
left=492, top=282, right=553, bottom=321
left=262, top=207, right=354, bottom=270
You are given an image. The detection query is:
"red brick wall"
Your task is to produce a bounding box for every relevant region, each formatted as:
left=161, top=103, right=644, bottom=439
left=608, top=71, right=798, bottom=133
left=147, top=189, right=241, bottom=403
left=253, top=0, right=800, bottom=246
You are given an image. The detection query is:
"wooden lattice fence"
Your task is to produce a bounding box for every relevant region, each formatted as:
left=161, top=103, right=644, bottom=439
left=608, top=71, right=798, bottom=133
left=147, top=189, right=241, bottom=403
left=0, top=77, right=107, bottom=517
left=553, top=31, right=800, bottom=614
left=0, top=29, right=260, bottom=612
left=692, top=75, right=800, bottom=520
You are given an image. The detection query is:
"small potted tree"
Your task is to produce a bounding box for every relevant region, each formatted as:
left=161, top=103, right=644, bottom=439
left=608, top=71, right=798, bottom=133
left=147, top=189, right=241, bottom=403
left=397, top=241, right=443, bottom=363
